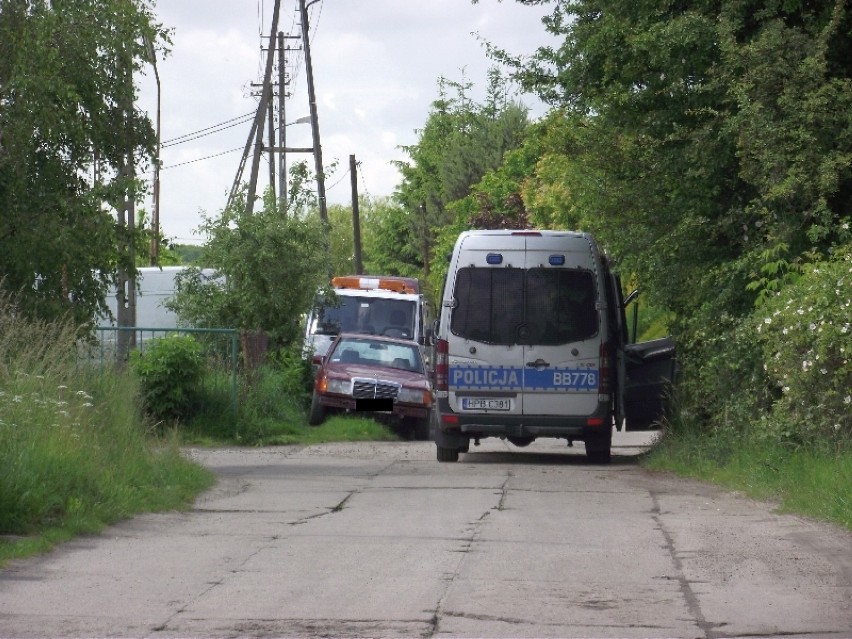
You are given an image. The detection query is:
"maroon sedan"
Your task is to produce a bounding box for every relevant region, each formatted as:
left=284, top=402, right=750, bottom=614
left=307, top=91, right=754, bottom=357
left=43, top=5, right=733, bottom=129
left=308, top=333, right=433, bottom=440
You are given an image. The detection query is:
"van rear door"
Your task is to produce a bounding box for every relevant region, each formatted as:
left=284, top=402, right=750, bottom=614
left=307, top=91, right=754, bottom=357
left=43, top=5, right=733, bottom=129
left=447, top=233, right=526, bottom=417
left=520, top=234, right=600, bottom=417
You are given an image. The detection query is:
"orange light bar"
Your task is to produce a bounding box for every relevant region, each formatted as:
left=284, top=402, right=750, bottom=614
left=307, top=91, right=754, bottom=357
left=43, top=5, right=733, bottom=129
left=331, top=275, right=418, bottom=294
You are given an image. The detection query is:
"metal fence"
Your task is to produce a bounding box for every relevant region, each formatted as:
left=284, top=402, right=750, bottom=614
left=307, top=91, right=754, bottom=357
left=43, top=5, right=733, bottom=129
left=78, top=326, right=240, bottom=414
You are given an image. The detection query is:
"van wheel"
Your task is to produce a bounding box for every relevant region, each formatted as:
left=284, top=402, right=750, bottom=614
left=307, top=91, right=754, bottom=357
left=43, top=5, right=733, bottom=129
left=586, top=448, right=611, bottom=464
left=308, top=391, right=325, bottom=426
left=507, top=436, right=534, bottom=448
left=437, top=446, right=459, bottom=462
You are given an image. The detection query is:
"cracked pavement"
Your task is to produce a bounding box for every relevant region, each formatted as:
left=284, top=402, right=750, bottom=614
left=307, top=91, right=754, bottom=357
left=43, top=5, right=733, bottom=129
left=1, top=435, right=851, bottom=638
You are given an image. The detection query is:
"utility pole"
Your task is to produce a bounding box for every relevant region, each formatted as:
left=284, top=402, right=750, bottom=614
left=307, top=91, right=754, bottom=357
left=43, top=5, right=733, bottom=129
left=350, top=154, right=363, bottom=274
left=244, top=0, right=282, bottom=215
left=300, top=0, right=328, bottom=224
left=277, top=31, right=286, bottom=212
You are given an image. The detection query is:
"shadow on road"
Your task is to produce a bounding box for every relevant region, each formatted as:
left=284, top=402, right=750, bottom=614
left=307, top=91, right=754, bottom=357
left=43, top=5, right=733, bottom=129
left=456, top=450, right=646, bottom=466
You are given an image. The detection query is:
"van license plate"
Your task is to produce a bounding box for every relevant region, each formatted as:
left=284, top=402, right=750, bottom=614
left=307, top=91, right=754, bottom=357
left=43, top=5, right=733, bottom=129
left=461, top=398, right=511, bottom=411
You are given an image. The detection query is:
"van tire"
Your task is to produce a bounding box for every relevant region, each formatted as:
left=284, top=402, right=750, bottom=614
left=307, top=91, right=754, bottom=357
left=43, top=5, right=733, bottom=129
left=586, top=448, right=611, bottom=464
left=585, top=431, right=612, bottom=464
left=437, top=446, right=460, bottom=462
left=308, top=391, right=325, bottom=426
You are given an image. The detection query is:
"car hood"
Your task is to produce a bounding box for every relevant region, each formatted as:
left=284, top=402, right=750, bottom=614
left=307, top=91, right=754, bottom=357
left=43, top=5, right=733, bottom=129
left=325, top=362, right=430, bottom=389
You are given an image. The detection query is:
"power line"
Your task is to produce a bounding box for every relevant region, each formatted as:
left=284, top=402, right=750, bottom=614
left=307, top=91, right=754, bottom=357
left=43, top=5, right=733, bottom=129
left=161, top=112, right=255, bottom=147
left=162, top=146, right=244, bottom=170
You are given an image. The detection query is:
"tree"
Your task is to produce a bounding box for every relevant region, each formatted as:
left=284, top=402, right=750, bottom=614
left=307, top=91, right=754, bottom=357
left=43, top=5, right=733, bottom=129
left=0, top=0, right=168, bottom=326
left=167, top=189, right=329, bottom=352
left=395, top=70, right=530, bottom=277
left=496, top=0, right=852, bottom=433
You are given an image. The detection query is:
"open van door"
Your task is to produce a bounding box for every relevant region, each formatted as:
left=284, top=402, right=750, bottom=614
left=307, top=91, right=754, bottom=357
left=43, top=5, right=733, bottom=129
left=623, top=336, right=676, bottom=430
left=603, top=264, right=677, bottom=431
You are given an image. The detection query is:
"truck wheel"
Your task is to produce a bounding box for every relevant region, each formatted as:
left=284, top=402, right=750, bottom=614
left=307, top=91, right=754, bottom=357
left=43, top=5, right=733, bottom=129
left=436, top=446, right=459, bottom=462
left=308, top=391, right=325, bottom=426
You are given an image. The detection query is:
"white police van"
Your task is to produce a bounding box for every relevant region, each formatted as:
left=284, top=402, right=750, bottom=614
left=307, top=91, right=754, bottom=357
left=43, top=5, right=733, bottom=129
left=432, top=230, right=676, bottom=463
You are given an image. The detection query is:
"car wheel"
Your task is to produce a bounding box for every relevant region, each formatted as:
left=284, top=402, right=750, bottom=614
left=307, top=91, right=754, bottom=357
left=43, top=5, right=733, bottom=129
left=436, top=446, right=459, bottom=462
left=308, top=391, right=325, bottom=426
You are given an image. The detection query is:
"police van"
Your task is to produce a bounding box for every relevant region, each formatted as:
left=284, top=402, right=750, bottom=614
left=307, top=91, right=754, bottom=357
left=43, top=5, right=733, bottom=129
left=432, top=230, right=676, bottom=463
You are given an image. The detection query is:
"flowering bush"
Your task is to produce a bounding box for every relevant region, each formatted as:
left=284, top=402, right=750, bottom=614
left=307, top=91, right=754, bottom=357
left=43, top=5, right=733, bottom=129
left=755, top=246, right=851, bottom=446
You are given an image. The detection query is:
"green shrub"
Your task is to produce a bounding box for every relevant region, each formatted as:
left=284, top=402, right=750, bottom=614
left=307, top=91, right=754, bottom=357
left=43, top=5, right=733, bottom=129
left=130, top=334, right=204, bottom=423
left=754, top=247, right=851, bottom=447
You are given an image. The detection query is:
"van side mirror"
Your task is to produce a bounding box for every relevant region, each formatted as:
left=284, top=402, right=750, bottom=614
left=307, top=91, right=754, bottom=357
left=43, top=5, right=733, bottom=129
left=623, top=288, right=640, bottom=308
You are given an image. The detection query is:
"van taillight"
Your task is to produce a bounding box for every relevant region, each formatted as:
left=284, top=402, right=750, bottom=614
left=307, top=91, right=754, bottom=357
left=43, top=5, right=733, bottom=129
left=436, top=339, right=449, bottom=391
left=599, top=342, right=611, bottom=396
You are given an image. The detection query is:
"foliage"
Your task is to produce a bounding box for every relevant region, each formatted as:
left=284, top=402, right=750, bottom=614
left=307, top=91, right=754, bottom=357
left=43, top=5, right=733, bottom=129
left=0, top=289, right=212, bottom=548
left=754, top=247, right=851, bottom=447
left=0, top=0, right=169, bottom=326
left=395, top=71, right=531, bottom=278
left=129, top=334, right=204, bottom=423
left=166, top=190, right=330, bottom=346
left=484, top=0, right=852, bottom=448
left=360, top=197, right=424, bottom=278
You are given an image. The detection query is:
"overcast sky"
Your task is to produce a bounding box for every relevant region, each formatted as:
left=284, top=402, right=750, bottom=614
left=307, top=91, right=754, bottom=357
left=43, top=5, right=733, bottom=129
left=136, top=0, right=557, bottom=244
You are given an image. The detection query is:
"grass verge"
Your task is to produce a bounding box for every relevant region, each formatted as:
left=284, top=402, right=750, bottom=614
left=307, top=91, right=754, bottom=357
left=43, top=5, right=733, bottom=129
left=643, top=429, right=852, bottom=531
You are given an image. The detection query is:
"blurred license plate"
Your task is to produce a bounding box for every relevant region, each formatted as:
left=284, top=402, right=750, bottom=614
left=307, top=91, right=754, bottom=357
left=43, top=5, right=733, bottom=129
left=461, top=398, right=511, bottom=411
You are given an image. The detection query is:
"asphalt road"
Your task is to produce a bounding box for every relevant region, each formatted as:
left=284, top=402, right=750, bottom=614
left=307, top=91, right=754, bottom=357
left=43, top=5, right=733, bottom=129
left=1, top=432, right=851, bottom=638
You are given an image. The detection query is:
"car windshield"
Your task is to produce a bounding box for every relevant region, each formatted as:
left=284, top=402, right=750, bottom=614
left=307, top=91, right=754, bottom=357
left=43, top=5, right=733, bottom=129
left=329, top=337, right=424, bottom=373
left=312, top=294, right=415, bottom=339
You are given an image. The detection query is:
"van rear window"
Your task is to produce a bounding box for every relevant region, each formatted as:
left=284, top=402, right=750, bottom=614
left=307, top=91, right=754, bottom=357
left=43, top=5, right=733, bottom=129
left=451, top=267, right=598, bottom=345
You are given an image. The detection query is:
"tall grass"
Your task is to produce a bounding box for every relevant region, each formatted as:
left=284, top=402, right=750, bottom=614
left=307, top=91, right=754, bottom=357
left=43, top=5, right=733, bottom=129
left=0, top=291, right=214, bottom=565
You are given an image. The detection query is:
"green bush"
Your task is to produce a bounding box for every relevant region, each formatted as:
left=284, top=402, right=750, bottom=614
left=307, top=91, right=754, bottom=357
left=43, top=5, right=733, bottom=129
left=754, top=247, right=851, bottom=447
left=130, top=334, right=204, bottom=423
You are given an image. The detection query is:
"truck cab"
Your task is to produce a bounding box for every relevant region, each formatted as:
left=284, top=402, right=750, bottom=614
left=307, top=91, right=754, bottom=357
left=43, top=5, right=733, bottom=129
left=304, top=275, right=433, bottom=362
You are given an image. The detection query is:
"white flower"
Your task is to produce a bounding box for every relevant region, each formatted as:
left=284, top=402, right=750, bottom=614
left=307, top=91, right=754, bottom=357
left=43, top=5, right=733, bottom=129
left=843, top=396, right=851, bottom=405
left=764, top=317, right=772, bottom=325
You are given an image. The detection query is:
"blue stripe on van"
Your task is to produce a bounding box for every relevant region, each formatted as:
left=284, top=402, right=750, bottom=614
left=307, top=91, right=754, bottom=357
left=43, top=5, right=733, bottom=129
left=449, top=366, right=598, bottom=392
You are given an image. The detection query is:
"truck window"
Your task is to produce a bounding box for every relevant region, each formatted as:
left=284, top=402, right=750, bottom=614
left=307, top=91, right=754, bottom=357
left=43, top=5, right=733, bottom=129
left=451, top=267, right=598, bottom=345
left=312, top=295, right=415, bottom=337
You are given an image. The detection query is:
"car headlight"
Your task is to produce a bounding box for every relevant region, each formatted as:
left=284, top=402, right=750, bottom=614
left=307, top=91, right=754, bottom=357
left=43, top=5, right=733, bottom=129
left=397, top=387, right=430, bottom=405
left=326, top=378, right=351, bottom=395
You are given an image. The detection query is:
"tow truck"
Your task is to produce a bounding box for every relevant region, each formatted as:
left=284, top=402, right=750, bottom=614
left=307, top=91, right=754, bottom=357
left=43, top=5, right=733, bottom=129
left=303, top=275, right=433, bottom=362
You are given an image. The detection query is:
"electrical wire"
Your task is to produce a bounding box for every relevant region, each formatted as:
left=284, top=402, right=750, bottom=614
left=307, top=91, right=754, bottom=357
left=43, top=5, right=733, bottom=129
left=161, top=113, right=256, bottom=148
left=161, top=146, right=245, bottom=170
